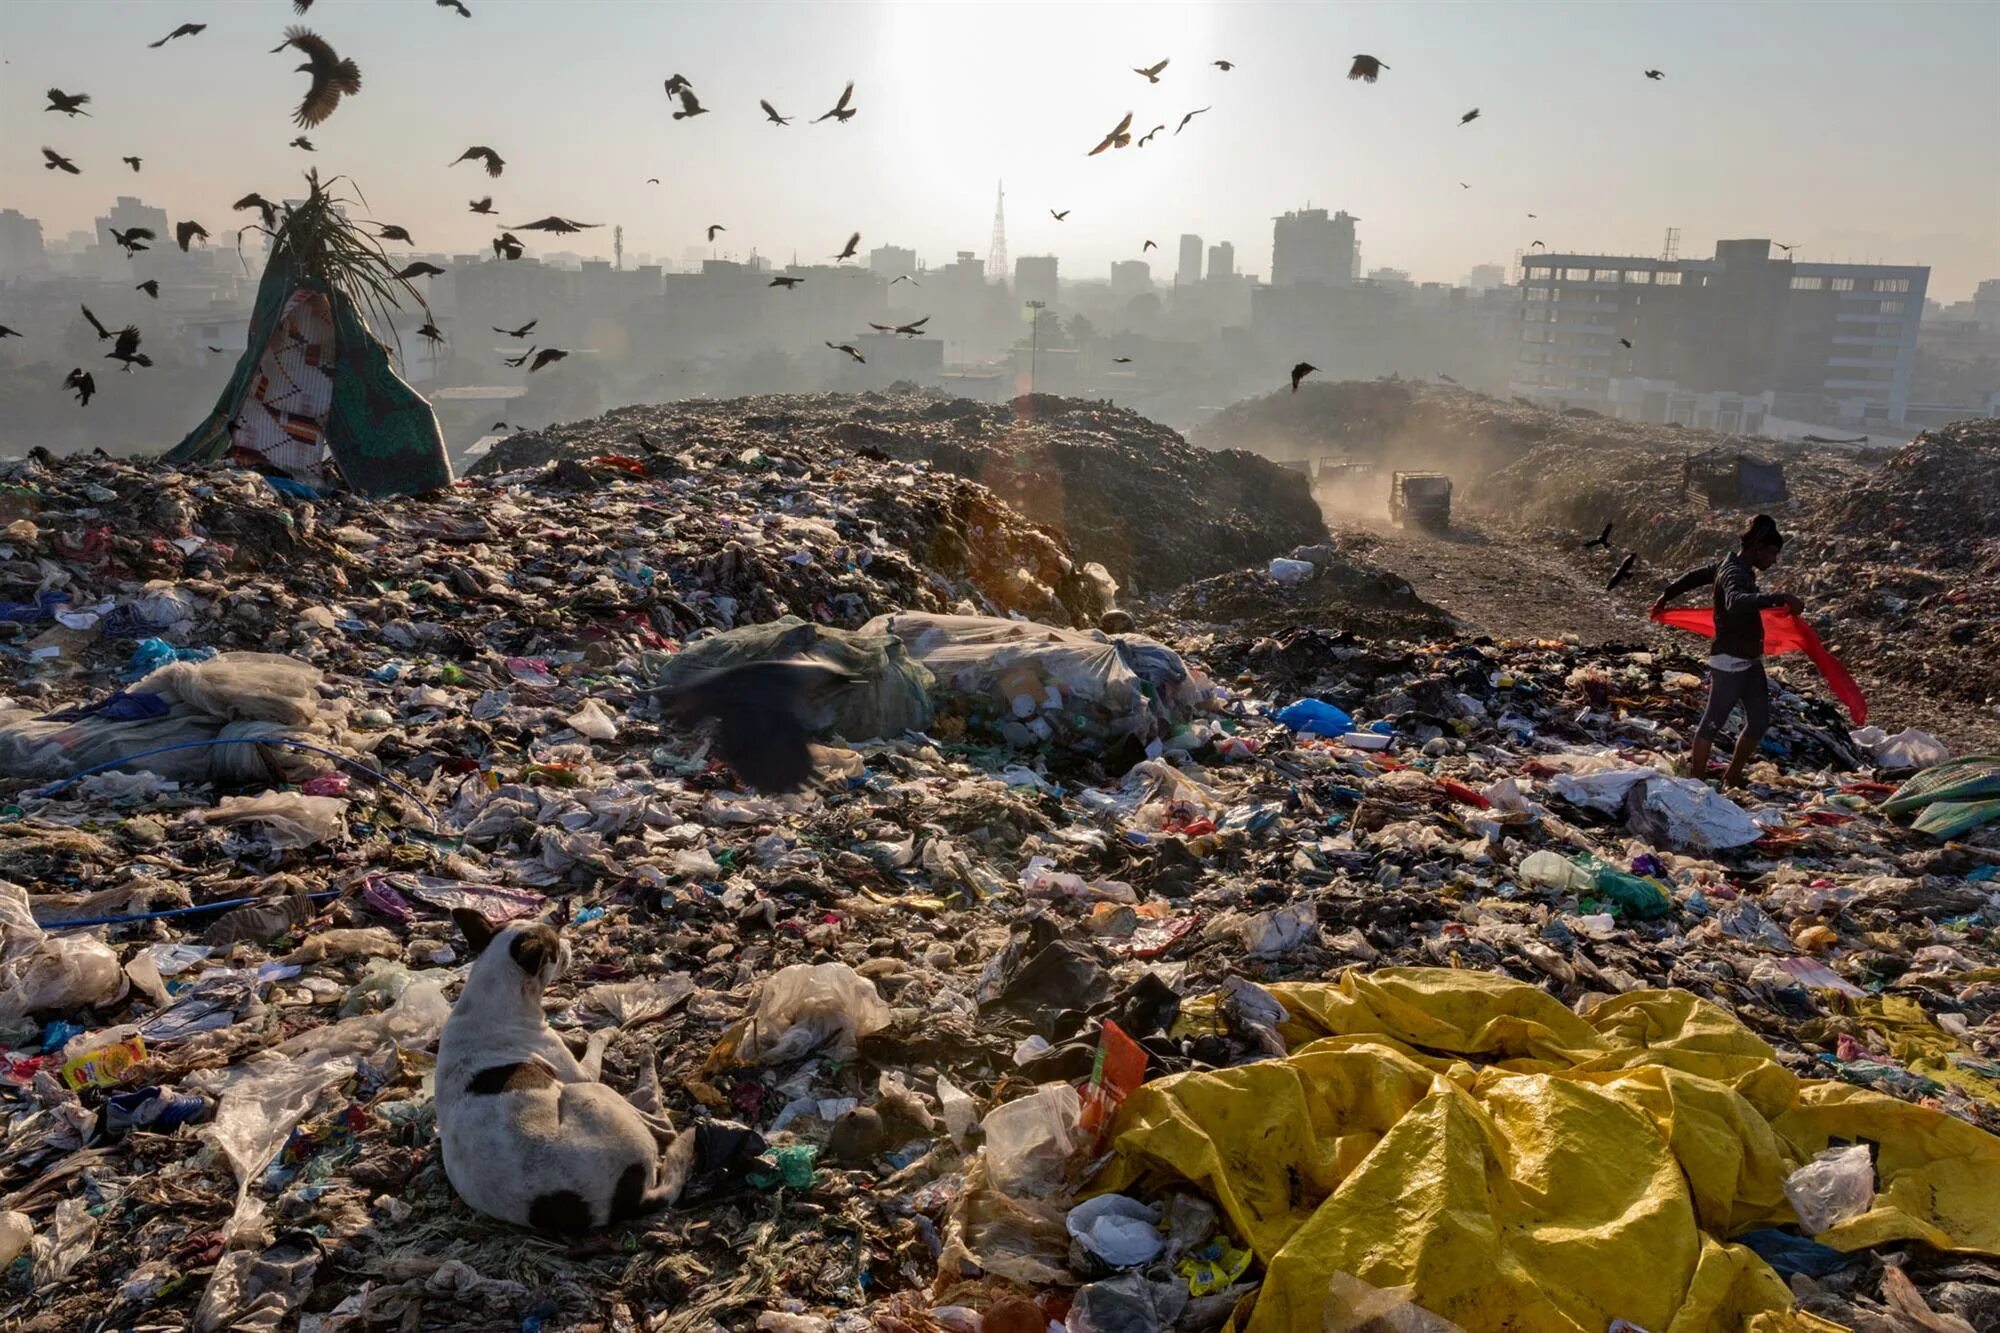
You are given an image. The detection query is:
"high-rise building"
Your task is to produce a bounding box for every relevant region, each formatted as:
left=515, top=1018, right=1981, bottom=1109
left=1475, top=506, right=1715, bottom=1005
left=0, top=209, right=45, bottom=277
left=1015, top=254, right=1058, bottom=308
left=1466, top=264, right=1507, bottom=292
left=987, top=181, right=1008, bottom=282
left=869, top=245, right=917, bottom=280
left=1207, top=241, right=1235, bottom=282
left=1177, top=234, right=1202, bottom=286
left=1271, top=206, right=1357, bottom=287
left=1110, top=260, right=1152, bottom=298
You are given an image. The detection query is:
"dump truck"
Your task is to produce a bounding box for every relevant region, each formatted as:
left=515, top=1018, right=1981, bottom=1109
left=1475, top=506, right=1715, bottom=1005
left=1390, top=470, right=1452, bottom=531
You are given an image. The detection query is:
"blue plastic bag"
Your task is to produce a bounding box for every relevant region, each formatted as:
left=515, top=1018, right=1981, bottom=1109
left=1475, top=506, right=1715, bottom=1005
left=1274, top=699, right=1353, bottom=738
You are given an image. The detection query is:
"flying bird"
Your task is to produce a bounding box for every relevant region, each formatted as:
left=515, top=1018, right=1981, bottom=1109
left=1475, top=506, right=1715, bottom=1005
left=42, top=148, right=80, bottom=175
left=1584, top=522, right=1613, bottom=549
left=1112, top=356, right=1133, bottom=363
left=1644, top=69, right=1664, bottom=80
left=149, top=23, right=207, bottom=47
left=1213, top=60, right=1233, bottom=70
left=437, top=0, right=472, bottom=15
left=1618, top=337, right=1632, bottom=348
left=1089, top=111, right=1134, bottom=155
left=826, top=341, right=865, bottom=364
left=646, top=177, right=660, bottom=184
left=1606, top=553, right=1638, bottom=591
left=122, top=156, right=142, bottom=172
left=377, top=223, right=414, bottom=244
left=64, top=368, right=96, bottom=406
left=136, top=280, right=159, bottom=299
left=760, top=99, right=791, bottom=125
left=452, top=145, right=505, bottom=176
left=492, top=422, right=509, bottom=430
left=1134, top=59, right=1168, bottom=83
left=233, top=193, right=279, bottom=228
left=707, top=224, right=725, bottom=240
left=175, top=220, right=209, bottom=251
left=418, top=321, right=445, bottom=343
left=1137, top=124, right=1166, bottom=146
left=469, top=196, right=495, bottom=214
left=662, top=74, right=693, bottom=97
left=1050, top=209, right=1069, bottom=221
left=106, top=325, right=151, bottom=370
left=1527, top=212, right=1538, bottom=219
left=46, top=89, right=91, bottom=117
left=493, top=232, right=524, bottom=260
left=868, top=322, right=895, bottom=333
left=889, top=274, right=917, bottom=286
left=293, top=0, right=313, bottom=10
left=657, top=659, right=859, bottom=793
left=206, top=345, right=224, bottom=353
left=502, top=346, right=535, bottom=367
left=109, top=226, right=154, bottom=256
left=1348, top=54, right=1387, bottom=82
left=494, top=319, right=537, bottom=338
left=1460, top=181, right=1471, bottom=189
left=1529, top=239, right=1546, bottom=250
left=1459, top=108, right=1480, bottom=125
left=80, top=305, right=113, bottom=340
left=769, top=275, right=803, bottom=288
left=0, top=326, right=20, bottom=339
left=893, top=316, right=930, bottom=336
left=834, top=231, right=860, bottom=260
left=511, top=216, right=600, bottom=233
left=1291, top=361, right=1316, bottom=393
left=1142, top=240, right=1157, bottom=251
left=814, top=82, right=856, bottom=123
left=272, top=27, right=361, bottom=128
left=394, top=261, right=445, bottom=280
left=1774, top=242, right=1796, bottom=253
left=290, top=136, right=315, bottom=151
left=528, top=348, right=568, bottom=372
left=672, top=87, right=708, bottom=119
left=1175, top=105, right=1210, bottom=134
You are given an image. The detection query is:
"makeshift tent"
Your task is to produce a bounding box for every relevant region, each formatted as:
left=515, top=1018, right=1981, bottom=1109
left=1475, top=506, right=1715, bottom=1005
left=1651, top=606, right=1866, bottom=725
left=167, top=176, right=451, bottom=498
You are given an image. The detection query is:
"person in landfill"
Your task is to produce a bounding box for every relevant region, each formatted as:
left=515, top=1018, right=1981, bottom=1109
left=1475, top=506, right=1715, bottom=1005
left=1650, top=513, right=1804, bottom=789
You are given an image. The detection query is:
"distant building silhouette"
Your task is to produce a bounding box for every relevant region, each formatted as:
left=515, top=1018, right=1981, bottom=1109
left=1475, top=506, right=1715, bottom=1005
left=1206, top=241, right=1235, bottom=282
left=1177, top=234, right=1202, bottom=286
left=1271, top=206, right=1357, bottom=287
left=1015, top=254, right=1058, bottom=308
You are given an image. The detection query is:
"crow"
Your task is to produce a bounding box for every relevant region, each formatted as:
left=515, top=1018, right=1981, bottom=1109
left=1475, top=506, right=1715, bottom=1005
left=656, top=659, right=858, bottom=793
left=452, top=146, right=505, bottom=176
left=1213, top=60, right=1233, bottom=70
left=1644, top=69, right=1664, bottom=80
left=769, top=275, right=803, bottom=289
left=1175, top=105, right=1210, bottom=134
left=418, top=322, right=445, bottom=343
left=1136, top=124, right=1166, bottom=146
left=1606, top=553, right=1638, bottom=591
left=1618, top=337, right=1632, bottom=348
left=110, top=226, right=154, bottom=255
left=492, top=422, right=509, bottom=430
left=1460, top=181, right=1471, bottom=188
left=469, top=196, right=495, bottom=214
left=647, top=178, right=660, bottom=184
left=1291, top=361, right=1316, bottom=392
left=1584, top=522, right=1613, bottom=549
left=1348, top=54, right=1387, bottom=82
left=814, top=82, right=856, bottom=123
left=706, top=224, right=725, bottom=240
left=1050, top=209, right=1069, bottom=222
left=394, top=261, right=445, bottom=280
left=1142, top=239, right=1157, bottom=251
left=1774, top=242, right=1796, bottom=253
left=671, top=87, right=708, bottom=119
left=136, top=280, right=159, bottom=299
left=64, top=368, right=96, bottom=405
left=502, top=345, right=535, bottom=367
left=826, top=341, right=865, bottom=364
left=1529, top=239, right=1546, bottom=250
left=493, top=319, right=537, bottom=338
left=290, top=135, right=315, bottom=151
left=293, top=0, right=313, bottom=10
left=150, top=22, right=207, bottom=47
left=833, top=231, right=860, bottom=260
left=890, top=274, right=917, bottom=286
left=1459, top=107, right=1480, bottom=125
left=42, top=148, right=80, bottom=175
left=0, top=325, right=20, bottom=339
left=510, top=216, right=600, bottom=233
left=1134, top=58, right=1168, bottom=83
left=81, top=305, right=113, bottom=340
left=868, top=322, right=895, bottom=333
left=760, top=99, right=791, bottom=125
left=207, top=345, right=224, bottom=353
left=106, top=326, right=151, bottom=370
left=175, top=220, right=209, bottom=251
left=493, top=232, right=524, bottom=260
left=122, top=156, right=142, bottom=172
left=662, top=74, right=693, bottom=98
left=1089, top=111, right=1134, bottom=155
left=893, top=316, right=930, bottom=336
left=46, top=89, right=91, bottom=117
left=272, top=27, right=361, bottom=127
left=528, top=348, right=567, bottom=372
left=1112, top=357, right=1133, bottom=363
left=438, top=0, right=471, bottom=15
left=234, top=192, right=280, bottom=229
left=377, top=223, right=414, bottom=243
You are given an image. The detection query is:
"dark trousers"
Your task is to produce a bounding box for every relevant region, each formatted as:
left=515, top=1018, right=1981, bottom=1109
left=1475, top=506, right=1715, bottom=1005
left=1693, top=661, right=1769, bottom=748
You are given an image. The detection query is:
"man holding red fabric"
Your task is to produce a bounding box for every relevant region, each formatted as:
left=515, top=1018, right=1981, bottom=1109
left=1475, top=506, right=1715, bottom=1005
left=1651, top=514, right=1804, bottom=788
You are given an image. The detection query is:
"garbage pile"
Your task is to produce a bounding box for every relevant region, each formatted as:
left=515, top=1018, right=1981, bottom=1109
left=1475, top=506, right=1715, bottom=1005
left=2, top=420, right=1997, bottom=1332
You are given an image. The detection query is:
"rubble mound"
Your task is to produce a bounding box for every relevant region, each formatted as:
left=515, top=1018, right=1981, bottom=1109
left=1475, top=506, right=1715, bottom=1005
left=1156, top=537, right=1459, bottom=641
left=1815, top=419, right=2000, bottom=566
left=476, top=391, right=1329, bottom=595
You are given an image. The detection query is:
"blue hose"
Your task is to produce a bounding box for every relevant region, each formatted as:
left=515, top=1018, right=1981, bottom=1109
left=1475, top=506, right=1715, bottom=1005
left=45, top=889, right=342, bottom=933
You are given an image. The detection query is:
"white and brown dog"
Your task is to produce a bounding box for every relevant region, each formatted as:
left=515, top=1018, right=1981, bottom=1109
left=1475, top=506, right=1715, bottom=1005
left=434, top=911, right=694, bottom=1234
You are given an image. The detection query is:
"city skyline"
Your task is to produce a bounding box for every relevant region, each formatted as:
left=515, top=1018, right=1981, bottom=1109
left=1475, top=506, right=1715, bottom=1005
left=4, top=0, right=1996, bottom=301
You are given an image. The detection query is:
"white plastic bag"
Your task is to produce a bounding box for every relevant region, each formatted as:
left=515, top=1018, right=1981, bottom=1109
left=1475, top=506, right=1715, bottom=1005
left=1268, top=557, right=1315, bottom=585
left=935, top=1073, right=979, bottom=1145
left=1784, top=1143, right=1875, bottom=1235
left=1550, top=765, right=1659, bottom=812
left=739, top=962, right=891, bottom=1064
left=1849, top=726, right=1949, bottom=770
left=981, top=1082, right=1082, bottom=1199
left=1241, top=901, right=1318, bottom=957
left=565, top=698, right=620, bottom=741
left=1636, top=777, right=1762, bottom=851
left=203, top=792, right=348, bottom=850
left=0, top=878, right=124, bottom=1022
left=1518, top=850, right=1597, bottom=896
left=1066, top=1194, right=1165, bottom=1268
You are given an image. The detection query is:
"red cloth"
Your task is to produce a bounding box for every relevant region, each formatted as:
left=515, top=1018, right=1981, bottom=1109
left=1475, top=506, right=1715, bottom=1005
left=1651, top=607, right=1867, bottom=725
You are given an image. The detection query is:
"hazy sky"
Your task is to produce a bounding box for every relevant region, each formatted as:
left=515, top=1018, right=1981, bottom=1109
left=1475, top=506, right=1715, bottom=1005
left=6, top=0, right=1997, bottom=298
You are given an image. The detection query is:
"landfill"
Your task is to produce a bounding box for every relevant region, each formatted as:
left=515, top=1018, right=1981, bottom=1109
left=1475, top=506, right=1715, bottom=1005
left=2, top=391, right=1998, bottom=1333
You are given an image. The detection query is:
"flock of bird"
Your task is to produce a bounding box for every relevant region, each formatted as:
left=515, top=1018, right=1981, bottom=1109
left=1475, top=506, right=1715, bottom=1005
left=23, top=10, right=1676, bottom=406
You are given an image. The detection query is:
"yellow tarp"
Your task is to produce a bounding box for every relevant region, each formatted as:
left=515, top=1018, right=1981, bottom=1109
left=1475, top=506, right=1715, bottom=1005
left=1097, top=967, right=2000, bottom=1333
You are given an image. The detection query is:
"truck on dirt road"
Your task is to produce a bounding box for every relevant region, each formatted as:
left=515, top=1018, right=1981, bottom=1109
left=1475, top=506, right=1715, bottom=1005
left=1390, top=470, right=1453, bottom=531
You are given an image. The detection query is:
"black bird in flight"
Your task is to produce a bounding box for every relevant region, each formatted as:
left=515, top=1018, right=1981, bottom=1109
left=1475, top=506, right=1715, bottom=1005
left=272, top=28, right=360, bottom=128
left=868, top=321, right=896, bottom=333
left=1460, top=181, right=1471, bottom=189
left=418, top=321, right=445, bottom=343
left=1644, top=69, right=1664, bottom=80
left=657, top=660, right=858, bottom=794
left=890, top=274, right=917, bottom=286
left=46, top=89, right=91, bottom=117
left=827, top=341, right=865, bottom=364
left=150, top=23, right=207, bottom=47
left=64, top=368, right=96, bottom=406
left=502, top=345, right=535, bottom=367
left=647, top=177, right=660, bottom=184
left=176, top=220, right=209, bottom=251
left=1618, top=337, right=1633, bottom=348
left=1112, top=356, right=1133, bottom=363
left=528, top=348, right=568, bottom=372
left=494, top=319, right=537, bottom=339
left=1529, top=239, right=1547, bottom=250
left=81, top=305, right=113, bottom=340
left=1050, top=209, right=1069, bottom=221
left=1348, top=54, right=1387, bottom=82
left=663, top=74, right=693, bottom=98
left=893, top=316, right=930, bottom=336
left=42, top=148, right=80, bottom=175
left=1134, top=59, right=1168, bottom=83
left=1460, top=108, right=1480, bottom=125
left=1142, top=239, right=1157, bottom=251
left=291, top=136, right=315, bottom=151
left=110, top=226, right=154, bottom=256
left=377, top=223, right=414, bottom=244
left=437, top=0, right=471, bottom=15
left=1584, top=522, right=1613, bottom=549
left=672, top=87, right=708, bottom=119
left=1213, top=60, right=1233, bottom=70
left=760, top=99, right=791, bottom=125
left=122, top=156, right=142, bottom=172
left=512, top=216, right=600, bottom=234
left=452, top=146, right=505, bottom=176
left=492, top=422, right=509, bottom=430
left=207, top=345, right=225, bottom=353
left=707, top=224, right=726, bottom=240
left=106, top=325, right=151, bottom=370
left=1606, top=553, right=1638, bottom=591
left=136, top=280, right=160, bottom=299
left=1089, top=111, right=1134, bottom=155
left=1175, top=105, right=1210, bottom=134
left=0, top=326, right=20, bottom=339
left=1291, top=361, right=1316, bottom=393
left=469, top=196, right=495, bottom=214
left=294, top=0, right=313, bottom=10
left=769, top=275, right=803, bottom=288
left=834, top=231, right=861, bottom=260
left=1137, top=124, right=1165, bottom=146
left=1774, top=242, right=1796, bottom=253
left=394, top=261, right=445, bottom=280
left=493, top=232, right=524, bottom=260
left=814, top=82, right=857, bottom=123
left=233, top=193, right=279, bottom=228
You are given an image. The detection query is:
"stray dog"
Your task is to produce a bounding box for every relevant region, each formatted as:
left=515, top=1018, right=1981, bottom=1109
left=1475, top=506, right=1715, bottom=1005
left=435, top=910, right=693, bottom=1234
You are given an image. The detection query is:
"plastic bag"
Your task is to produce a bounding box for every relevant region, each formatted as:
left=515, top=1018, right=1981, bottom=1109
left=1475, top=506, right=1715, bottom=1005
left=649, top=614, right=934, bottom=741
left=1848, top=726, right=1949, bottom=770
left=735, top=962, right=891, bottom=1064
left=1550, top=764, right=1659, bottom=813
left=1517, top=850, right=1596, bottom=896
left=1324, top=1271, right=1466, bottom=1332
left=1067, top=1195, right=1165, bottom=1268
left=202, top=792, right=348, bottom=850
left=1241, top=901, right=1319, bottom=957
left=1784, top=1143, right=1875, bottom=1235
left=1629, top=777, right=1762, bottom=852
left=565, top=698, right=620, bottom=740
left=1068, top=1273, right=1189, bottom=1333
left=0, top=1210, right=32, bottom=1269
left=981, top=1082, right=1083, bottom=1199
left=1275, top=698, right=1353, bottom=737
left=585, top=974, right=695, bottom=1027
left=935, top=1073, right=979, bottom=1145
left=1269, top=557, right=1315, bottom=585
left=0, top=877, right=124, bottom=1022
